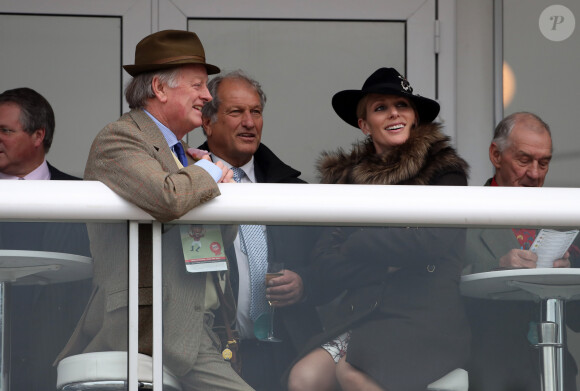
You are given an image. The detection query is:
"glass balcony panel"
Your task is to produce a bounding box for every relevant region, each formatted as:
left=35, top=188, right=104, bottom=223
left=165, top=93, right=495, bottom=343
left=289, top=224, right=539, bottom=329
left=0, top=221, right=128, bottom=389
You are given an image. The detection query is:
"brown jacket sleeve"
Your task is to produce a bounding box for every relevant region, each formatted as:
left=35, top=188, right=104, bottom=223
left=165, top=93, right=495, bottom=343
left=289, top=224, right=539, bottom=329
left=84, top=110, right=220, bottom=222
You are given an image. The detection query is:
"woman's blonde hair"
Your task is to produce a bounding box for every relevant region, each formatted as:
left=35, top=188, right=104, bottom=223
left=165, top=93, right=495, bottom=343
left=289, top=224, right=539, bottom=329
left=355, top=94, right=420, bottom=125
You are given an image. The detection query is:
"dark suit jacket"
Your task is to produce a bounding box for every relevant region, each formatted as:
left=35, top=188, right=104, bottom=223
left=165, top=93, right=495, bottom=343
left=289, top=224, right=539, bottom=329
left=3, top=162, right=92, bottom=391
left=56, top=110, right=234, bottom=378
left=465, top=179, right=578, bottom=391
left=198, top=141, right=323, bottom=351
left=48, top=162, right=79, bottom=180
left=0, top=162, right=90, bottom=254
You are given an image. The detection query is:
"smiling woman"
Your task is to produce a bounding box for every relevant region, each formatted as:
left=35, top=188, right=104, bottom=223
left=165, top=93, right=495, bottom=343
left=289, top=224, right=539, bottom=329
left=286, top=68, right=471, bottom=391
left=357, top=94, right=417, bottom=154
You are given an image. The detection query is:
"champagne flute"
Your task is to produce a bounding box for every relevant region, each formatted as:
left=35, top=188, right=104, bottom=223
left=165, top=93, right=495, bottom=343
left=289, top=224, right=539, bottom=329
left=261, top=262, right=284, bottom=342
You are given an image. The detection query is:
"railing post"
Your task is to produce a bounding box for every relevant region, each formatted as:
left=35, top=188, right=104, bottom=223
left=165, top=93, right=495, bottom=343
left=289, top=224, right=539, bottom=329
left=0, top=283, right=10, bottom=391
left=128, top=221, right=139, bottom=391
left=152, top=222, right=163, bottom=391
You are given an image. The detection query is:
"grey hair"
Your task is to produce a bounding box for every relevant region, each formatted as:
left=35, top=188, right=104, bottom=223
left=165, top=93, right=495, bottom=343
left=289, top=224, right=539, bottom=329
left=0, top=87, right=55, bottom=153
left=124, top=67, right=182, bottom=109
left=492, top=111, right=551, bottom=153
left=201, top=70, right=266, bottom=127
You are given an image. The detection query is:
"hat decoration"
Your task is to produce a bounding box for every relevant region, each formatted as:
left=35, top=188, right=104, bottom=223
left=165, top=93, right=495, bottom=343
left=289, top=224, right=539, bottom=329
left=331, top=67, right=440, bottom=128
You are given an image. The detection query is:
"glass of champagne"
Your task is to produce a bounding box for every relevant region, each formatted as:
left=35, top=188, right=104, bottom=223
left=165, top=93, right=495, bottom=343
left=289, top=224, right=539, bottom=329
left=262, top=262, right=284, bottom=342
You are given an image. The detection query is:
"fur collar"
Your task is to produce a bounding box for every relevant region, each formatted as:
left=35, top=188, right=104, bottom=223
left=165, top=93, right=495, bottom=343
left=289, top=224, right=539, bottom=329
left=317, top=123, right=469, bottom=185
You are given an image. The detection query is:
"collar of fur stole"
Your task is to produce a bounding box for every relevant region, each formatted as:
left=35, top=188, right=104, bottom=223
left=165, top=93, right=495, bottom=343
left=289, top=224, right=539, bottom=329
left=317, top=123, right=469, bottom=185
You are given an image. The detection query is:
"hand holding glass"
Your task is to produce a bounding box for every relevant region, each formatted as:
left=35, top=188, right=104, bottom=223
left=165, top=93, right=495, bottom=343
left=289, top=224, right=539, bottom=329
left=254, top=262, right=284, bottom=342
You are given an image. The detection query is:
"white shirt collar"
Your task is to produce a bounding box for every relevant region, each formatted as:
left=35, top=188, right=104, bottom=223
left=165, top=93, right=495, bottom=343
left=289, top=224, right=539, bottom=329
left=209, top=154, right=256, bottom=183
left=0, top=160, right=50, bottom=180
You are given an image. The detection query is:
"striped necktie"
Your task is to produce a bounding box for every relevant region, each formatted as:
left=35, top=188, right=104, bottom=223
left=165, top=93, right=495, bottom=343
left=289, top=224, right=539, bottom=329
left=231, top=167, right=270, bottom=320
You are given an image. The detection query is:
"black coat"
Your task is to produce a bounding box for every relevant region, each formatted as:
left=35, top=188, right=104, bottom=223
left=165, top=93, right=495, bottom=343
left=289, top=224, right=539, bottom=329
left=3, top=162, right=92, bottom=390
left=47, top=162, right=79, bottom=180
left=198, top=142, right=323, bottom=387
left=297, top=124, right=471, bottom=391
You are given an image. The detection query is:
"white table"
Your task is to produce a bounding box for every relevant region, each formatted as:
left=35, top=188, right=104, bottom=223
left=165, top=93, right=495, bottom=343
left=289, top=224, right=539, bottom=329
left=0, top=250, right=92, bottom=390
left=461, top=269, right=580, bottom=391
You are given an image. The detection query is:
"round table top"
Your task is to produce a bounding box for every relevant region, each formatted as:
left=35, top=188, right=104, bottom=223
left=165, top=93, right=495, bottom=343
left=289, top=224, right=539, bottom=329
left=461, top=268, right=580, bottom=301
left=0, top=249, right=92, bottom=285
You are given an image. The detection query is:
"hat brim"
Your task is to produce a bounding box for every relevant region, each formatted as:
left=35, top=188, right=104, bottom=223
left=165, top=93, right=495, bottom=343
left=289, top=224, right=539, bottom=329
left=332, top=86, right=440, bottom=129
left=123, top=60, right=220, bottom=77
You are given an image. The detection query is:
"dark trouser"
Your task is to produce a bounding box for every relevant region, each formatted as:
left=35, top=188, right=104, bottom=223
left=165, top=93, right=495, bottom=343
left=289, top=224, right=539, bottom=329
left=466, top=299, right=578, bottom=391
left=239, top=336, right=297, bottom=391
left=10, top=279, right=92, bottom=390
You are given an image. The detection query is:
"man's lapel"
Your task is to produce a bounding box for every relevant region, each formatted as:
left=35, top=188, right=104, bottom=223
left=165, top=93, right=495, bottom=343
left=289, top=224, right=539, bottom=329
left=130, top=110, right=180, bottom=172
left=480, top=228, right=521, bottom=261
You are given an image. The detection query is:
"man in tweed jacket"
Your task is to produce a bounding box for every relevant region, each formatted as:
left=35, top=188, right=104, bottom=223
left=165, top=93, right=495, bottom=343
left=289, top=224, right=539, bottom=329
left=56, top=30, right=253, bottom=391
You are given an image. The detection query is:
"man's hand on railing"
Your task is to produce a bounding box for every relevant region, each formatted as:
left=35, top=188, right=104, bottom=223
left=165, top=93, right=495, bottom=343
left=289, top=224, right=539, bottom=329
left=197, top=155, right=234, bottom=183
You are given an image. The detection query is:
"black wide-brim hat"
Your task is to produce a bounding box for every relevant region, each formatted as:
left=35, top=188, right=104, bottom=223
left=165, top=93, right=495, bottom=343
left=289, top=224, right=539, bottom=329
left=332, top=67, right=440, bottom=128
left=123, top=30, right=220, bottom=77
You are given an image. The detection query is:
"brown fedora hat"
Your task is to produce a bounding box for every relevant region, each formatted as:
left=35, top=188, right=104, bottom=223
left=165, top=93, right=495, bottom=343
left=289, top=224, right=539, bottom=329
left=123, top=30, right=220, bottom=77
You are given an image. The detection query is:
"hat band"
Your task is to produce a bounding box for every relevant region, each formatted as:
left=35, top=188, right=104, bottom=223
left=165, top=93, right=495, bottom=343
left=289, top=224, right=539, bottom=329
left=152, top=55, right=206, bottom=65
left=364, top=82, right=406, bottom=92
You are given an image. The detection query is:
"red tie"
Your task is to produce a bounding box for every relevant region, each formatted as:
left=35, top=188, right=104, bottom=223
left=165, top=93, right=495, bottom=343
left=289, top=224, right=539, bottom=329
left=512, top=228, right=536, bottom=250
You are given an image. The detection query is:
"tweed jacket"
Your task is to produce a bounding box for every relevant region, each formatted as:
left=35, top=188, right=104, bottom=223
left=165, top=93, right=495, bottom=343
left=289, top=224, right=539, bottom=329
left=464, top=178, right=516, bottom=274
left=465, top=227, right=520, bottom=274
left=56, top=109, right=232, bottom=377
left=465, top=178, right=579, bottom=391
left=294, top=123, right=471, bottom=391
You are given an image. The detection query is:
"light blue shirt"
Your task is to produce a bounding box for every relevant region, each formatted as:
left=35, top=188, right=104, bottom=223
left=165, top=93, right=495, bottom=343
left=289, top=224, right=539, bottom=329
left=143, top=110, right=221, bottom=182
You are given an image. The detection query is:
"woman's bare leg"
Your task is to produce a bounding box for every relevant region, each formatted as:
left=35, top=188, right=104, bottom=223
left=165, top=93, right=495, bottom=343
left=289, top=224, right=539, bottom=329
left=336, top=355, right=385, bottom=391
left=288, top=348, right=339, bottom=391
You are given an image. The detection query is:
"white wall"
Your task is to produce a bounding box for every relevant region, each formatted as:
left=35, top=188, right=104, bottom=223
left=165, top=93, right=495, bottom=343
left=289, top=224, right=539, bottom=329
left=456, top=1, right=495, bottom=185
left=503, top=0, right=580, bottom=188
left=0, top=14, right=122, bottom=179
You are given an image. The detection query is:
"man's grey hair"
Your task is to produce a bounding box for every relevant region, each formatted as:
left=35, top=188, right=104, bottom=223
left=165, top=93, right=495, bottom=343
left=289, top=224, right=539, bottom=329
left=492, top=111, right=551, bottom=153
left=201, top=70, right=267, bottom=126
left=124, top=67, right=182, bottom=109
left=0, top=87, right=55, bottom=153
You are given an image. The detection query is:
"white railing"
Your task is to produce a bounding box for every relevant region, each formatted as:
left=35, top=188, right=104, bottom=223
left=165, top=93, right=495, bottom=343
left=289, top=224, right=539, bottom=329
left=3, top=181, right=580, bottom=227
left=2, top=181, right=580, bottom=391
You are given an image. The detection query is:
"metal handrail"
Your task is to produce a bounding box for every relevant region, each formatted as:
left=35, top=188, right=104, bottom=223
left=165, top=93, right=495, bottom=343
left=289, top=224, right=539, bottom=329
left=2, top=180, right=580, bottom=391
left=2, top=181, right=580, bottom=228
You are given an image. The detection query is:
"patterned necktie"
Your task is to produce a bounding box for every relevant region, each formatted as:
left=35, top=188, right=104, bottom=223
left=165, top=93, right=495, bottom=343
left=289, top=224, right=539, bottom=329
left=173, top=142, right=188, bottom=167
left=231, top=167, right=270, bottom=320
left=512, top=228, right=536, bottom=250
